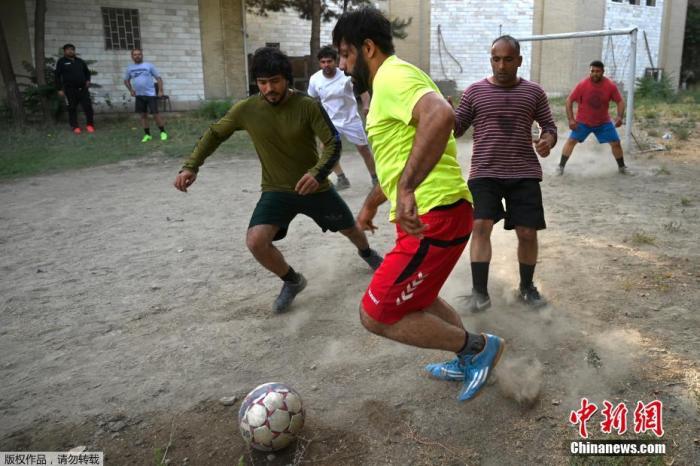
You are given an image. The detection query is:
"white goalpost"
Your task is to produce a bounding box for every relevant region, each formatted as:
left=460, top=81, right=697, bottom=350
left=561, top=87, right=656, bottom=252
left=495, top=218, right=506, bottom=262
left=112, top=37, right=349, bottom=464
left=516, top=27, right=638, bottom=153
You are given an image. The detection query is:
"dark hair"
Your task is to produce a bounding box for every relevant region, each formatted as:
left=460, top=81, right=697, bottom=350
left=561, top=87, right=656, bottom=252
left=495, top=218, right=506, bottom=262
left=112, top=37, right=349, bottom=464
left=491, top=35, right=520, bottom=55
left=590, top=60, right=605, bottom=70
left=332, top=7, right=395, bottom=55
left=317, top=45, right=338, bottom=61
left=62, top=43, right=75, bottom=50
left=251, top=47, right=293, bottom=83
left=131, top=48, right=142, bottom=54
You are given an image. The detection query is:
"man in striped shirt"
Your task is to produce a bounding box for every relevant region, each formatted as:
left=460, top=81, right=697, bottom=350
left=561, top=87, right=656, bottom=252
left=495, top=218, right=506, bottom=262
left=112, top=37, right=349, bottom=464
left=454, top=35, right=557, bottom=311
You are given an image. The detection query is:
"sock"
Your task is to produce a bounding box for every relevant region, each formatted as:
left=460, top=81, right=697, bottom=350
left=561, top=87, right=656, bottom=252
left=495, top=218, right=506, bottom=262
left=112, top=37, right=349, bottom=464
left=519, top=263, right=536, bottom=289
left=457, top=331, right=485, bottom=357
left=144, top=128, right=151, bottom=135
left=159, top=126, right=166, bottom=133
left=616, top=156, right=625, bottom=168
left=559, top=154, right=570, bottom=167
left=471, top=262, right=490, bottom=296
left=358, top=247, right=372, bottom=258
left=281, top=266, right=300, bottom=283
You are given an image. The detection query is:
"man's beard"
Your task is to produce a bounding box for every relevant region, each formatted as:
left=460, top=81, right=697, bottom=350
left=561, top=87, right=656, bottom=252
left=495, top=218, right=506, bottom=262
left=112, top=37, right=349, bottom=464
left=350, top=52, right=371, bottom=95
left=262, top=85, right=288, bottom=106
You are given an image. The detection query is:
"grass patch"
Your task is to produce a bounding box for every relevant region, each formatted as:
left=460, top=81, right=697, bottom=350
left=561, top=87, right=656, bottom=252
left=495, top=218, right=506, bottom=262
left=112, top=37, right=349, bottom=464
left=680, top=197, right=691, bottom=206
left=629, top=232, right=656, bottom=246
left=0, top=113, right=254, bottom=179
left=654, top=166, right=671, bottom=176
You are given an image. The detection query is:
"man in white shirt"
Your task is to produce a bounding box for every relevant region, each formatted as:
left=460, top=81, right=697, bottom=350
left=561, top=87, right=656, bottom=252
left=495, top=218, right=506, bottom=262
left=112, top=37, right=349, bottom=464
left=307, top=45, right=377, bottom=190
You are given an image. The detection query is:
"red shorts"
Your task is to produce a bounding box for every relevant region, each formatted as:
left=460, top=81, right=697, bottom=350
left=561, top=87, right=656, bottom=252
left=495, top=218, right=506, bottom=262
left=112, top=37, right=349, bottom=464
left=362, top=200, right=473, bottom=324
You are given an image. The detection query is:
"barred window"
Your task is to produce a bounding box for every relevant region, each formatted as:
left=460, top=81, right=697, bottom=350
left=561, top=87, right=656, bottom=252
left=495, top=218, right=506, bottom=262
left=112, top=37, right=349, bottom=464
left=102, top=7, right=141, bottom=50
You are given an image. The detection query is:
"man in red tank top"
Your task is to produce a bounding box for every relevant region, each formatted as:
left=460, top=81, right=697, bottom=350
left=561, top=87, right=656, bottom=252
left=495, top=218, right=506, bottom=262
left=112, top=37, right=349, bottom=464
left=558, top=60, right=627, bottom=175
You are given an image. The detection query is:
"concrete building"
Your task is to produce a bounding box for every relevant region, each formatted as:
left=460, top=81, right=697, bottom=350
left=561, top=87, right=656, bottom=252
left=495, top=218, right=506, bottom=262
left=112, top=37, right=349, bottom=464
left=1, top=0, right=248, bottom=111
left=1, top=0, right=689, bottom=111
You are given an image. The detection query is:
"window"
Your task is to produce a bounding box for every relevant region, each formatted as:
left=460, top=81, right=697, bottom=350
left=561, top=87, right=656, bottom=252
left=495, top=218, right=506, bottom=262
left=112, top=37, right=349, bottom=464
left=646, top=0, right=656, bottom=6
left=265, top=42, right=281, bottom=49
left=102, top=7, right=141, bottom=50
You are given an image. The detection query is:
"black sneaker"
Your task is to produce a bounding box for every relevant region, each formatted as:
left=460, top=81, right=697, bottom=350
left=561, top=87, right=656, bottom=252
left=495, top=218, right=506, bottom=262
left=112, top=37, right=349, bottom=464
left=273, top=274, right=307, bottom=313
left=335, top=175, right=351, bottom=191
left=463, top=289, right=491, bottom=312
left=360, top=248, right=383, bottom=271
left=518, top=284, right=547, bottom=308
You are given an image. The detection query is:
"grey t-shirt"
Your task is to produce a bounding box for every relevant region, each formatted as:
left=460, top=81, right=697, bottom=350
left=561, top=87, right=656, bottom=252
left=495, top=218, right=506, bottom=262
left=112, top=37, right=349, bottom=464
left=123, top=62, right=160, bottom=96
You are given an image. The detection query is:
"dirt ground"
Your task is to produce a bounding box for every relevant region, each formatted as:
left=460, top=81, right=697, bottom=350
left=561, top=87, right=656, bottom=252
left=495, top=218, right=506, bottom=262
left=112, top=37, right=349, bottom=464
left=1, top=132, right=698, bottom=465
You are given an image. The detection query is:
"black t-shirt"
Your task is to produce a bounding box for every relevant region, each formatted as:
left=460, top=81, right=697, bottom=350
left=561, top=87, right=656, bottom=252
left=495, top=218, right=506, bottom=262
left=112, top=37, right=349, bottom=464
left=55, top=57, right=90, bottom=88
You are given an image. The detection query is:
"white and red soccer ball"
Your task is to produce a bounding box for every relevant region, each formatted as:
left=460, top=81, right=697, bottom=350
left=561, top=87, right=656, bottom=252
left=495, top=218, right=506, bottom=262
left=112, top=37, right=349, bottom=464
left=238, top=382, right=305, bottom=451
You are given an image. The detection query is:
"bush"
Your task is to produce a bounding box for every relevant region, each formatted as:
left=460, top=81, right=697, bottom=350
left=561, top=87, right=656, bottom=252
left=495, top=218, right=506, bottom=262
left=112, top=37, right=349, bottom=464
left=198, top=99, right=233, bottom=119
left=635, top=74, right=676, bottom=102
left=19, top=56, right=100, bottom=121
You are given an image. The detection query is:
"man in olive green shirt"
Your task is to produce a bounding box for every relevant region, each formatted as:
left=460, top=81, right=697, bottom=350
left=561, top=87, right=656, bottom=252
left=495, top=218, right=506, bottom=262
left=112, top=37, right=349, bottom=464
left=174, top=47, right=382, bottom=313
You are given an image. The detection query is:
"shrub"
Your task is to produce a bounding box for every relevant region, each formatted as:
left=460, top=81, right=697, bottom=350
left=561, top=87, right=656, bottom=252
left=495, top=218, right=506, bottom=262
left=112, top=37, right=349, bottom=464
left=198, top=99, right=233, bottom=119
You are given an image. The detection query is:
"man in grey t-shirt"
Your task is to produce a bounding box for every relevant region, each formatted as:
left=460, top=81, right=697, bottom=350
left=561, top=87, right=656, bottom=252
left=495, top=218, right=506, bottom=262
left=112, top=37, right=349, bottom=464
left=123, top=48, right=168, bottom=142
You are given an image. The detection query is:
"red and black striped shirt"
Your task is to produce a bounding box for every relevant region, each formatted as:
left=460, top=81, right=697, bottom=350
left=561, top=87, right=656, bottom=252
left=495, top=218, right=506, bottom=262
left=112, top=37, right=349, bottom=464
left=455, top=78, right=557, bottom=180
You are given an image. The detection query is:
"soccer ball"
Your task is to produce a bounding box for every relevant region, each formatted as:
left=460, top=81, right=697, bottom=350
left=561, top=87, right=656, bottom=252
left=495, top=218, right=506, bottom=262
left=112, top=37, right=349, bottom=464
left=238, top=382, right=305, bottom=451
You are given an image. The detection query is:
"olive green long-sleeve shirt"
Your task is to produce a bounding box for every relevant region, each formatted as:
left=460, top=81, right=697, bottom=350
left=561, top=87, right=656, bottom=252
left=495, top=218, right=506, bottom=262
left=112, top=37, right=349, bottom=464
left=182, top=91, right=341, bottom=192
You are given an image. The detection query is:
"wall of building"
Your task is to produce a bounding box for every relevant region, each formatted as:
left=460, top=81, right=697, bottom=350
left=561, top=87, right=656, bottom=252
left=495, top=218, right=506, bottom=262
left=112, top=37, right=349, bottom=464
left=245, top=1, right=387, bottom=58
left=23, top=0, right=206, bottom=111
left=199, top=0, right=248, bottom=100
left=387, top=0, right=431, bottom=72
left=530, top=0, right=606, bottom=95
left=604, top=0, right=665, bottom=90
left=430, top=0, right=535, bottom=93
left=658, top=0, right=688, bottom=88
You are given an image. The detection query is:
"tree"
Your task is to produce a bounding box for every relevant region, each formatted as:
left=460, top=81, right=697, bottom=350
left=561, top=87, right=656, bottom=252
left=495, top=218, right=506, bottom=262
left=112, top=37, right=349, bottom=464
left=247, top=0, right=413, bottom=73
left=34, top=0, right=51, bottom=120
left=0, top=18, right=25, bottom=124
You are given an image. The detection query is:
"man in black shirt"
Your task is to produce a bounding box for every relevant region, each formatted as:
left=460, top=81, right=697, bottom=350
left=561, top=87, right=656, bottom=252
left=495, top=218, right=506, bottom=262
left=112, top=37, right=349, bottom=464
left=55, top=44, right=95, bottom=134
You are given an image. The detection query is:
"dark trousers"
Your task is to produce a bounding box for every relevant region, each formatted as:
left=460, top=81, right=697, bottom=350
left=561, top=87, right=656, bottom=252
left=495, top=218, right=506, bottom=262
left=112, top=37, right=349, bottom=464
left=64, top=85, right=94, bottom=128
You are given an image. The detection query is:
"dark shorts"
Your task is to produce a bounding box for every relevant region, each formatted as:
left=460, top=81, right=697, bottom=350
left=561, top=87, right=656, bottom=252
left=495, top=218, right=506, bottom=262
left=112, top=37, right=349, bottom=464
left=570, top=121, right=619, bottom=143
left=468, top=178, right=546, bottom=230
left=248, top=188, right=356, bottom=241
left=362, top=200, right=472, bottom=324
left=135, top=96, right=159, bottom=114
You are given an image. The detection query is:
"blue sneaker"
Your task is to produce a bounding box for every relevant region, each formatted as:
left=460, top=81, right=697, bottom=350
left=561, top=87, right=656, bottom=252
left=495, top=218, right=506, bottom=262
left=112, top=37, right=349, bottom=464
left=424, top=357, right=466, bottom=381
left=458, top=334, right=505, bottom=401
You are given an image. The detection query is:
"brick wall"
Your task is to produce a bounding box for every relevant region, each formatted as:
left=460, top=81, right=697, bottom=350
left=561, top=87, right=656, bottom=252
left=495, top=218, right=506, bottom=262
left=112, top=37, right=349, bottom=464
left=604, top=0, right=664, bottom=88
left=430, top=0, right=535, bottom=92
left=25, top=0, right=206, bottom=111
left=244, top=1, right=390, bottom=58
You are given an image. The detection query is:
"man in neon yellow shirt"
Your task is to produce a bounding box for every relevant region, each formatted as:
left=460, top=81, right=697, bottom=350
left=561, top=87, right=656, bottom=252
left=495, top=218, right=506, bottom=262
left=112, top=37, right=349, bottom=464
left=333, top=8, right=504, bottom=401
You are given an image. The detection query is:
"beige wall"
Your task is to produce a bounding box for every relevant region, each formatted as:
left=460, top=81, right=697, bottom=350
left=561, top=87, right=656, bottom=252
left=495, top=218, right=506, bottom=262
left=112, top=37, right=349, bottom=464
left=198, top=0, right=247, bottom=100
left=0, top=0, right=33, bottom=95
left=387, top=0, right=431, bottom=73
left=531, top=0, right=606, bottom=95
left=658, top=0, right=688, bottom=88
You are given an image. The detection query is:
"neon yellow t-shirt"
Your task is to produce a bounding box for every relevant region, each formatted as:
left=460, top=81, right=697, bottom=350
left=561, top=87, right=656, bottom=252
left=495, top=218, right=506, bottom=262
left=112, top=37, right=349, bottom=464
left=367, top=56, right=471, bottom=221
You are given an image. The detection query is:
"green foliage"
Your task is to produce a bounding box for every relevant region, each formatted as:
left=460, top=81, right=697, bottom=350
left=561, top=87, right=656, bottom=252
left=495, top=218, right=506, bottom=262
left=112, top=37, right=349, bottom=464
left=635, top=74, right=676, bottom=102
left=391, top=16, right=413, bottom=40
left=197, top=99, right=233, bottom=120
left=246, top=0, right=409, bottom=39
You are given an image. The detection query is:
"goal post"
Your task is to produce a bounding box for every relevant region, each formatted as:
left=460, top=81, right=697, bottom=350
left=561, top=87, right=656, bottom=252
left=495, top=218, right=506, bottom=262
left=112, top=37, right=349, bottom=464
left=516, top=28, right=638, bottom=154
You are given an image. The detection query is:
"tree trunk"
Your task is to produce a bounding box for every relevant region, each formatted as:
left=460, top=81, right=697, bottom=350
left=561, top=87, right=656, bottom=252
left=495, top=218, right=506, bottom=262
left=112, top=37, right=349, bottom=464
left=34, top=0, right=50, bottom=121
left=0, top=18, right=25, bottom=125
left=308, top=0, right=321, bottom=74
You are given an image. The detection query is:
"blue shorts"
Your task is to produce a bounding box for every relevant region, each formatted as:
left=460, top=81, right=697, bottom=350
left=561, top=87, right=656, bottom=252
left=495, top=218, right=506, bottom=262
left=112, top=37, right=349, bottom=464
left=569, top=121, right=620, bottom=143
